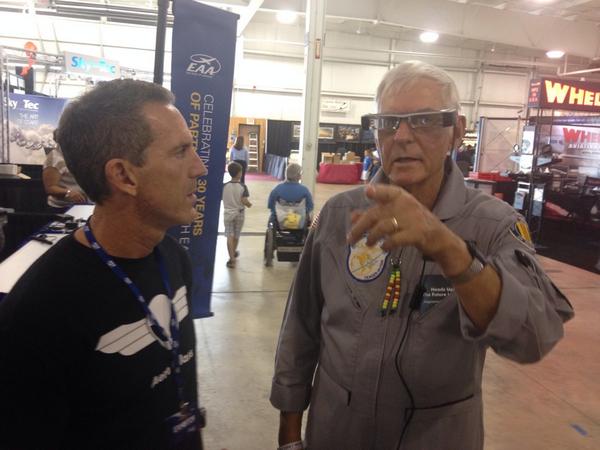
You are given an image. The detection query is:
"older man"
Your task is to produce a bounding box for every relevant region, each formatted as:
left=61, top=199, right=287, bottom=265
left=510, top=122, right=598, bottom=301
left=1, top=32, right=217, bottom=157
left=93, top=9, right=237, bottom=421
left=271, top=61, right=573, bottom=450
left=0, top=80, right=207, bottom=449
left=267, top=163, right=314, bottom=226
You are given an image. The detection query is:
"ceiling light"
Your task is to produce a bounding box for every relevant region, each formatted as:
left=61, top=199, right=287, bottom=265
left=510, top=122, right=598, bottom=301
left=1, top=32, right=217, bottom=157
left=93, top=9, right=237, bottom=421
left=546, top=50, right=565, bottom=59
left=276, top=10, right=297, bottom=24
left=419, top=31, right=439, bottom=43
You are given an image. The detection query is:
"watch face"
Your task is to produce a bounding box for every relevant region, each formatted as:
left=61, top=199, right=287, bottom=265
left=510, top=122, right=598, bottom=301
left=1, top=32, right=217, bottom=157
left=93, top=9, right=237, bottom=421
left=470, top=257, right=485, bottom=274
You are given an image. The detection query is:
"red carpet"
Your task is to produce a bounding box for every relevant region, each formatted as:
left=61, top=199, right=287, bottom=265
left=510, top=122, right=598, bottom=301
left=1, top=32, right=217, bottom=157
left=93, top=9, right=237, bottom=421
left=245, top=172, right=279, bottom=182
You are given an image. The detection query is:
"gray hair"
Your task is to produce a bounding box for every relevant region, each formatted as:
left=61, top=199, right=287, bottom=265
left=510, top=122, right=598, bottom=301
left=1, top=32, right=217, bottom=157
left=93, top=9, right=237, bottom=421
left=286, top=163, right=302, bottom=182
left=375, top=60, right=460, bottom=112
left=56, top=79, right=175, bottom=204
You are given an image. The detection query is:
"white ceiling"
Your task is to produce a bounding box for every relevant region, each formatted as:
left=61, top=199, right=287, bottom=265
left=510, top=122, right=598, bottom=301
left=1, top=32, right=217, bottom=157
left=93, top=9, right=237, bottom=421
left=0, top=0, right=598, bottom=69
left=447, top=0, right=600, bottom=24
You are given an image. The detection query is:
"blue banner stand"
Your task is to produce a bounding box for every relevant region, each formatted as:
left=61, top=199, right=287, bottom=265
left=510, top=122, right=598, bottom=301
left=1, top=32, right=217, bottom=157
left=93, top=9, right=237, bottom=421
left=170, top=0, right=238, bottom=318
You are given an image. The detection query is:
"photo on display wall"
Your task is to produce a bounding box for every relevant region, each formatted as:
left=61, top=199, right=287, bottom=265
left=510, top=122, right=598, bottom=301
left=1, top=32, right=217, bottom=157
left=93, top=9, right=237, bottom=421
left=336, top=125, right=361, bottom=141
left=318, top=126, right=335, bottom=139
left=293, top=123, right=301, bottom=139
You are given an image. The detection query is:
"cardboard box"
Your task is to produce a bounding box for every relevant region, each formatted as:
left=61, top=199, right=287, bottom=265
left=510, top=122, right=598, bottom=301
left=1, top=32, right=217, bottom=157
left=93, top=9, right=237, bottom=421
left=321, top=152, right=334, bottom=164
left=343, top=151, right=356, bottom=161
left=333, top=154, right=342, bottom=164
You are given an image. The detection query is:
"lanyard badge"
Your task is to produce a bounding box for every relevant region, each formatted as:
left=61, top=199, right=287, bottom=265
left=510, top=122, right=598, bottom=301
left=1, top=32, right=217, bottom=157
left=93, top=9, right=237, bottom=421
left=83, top=220, right=201, bottom=438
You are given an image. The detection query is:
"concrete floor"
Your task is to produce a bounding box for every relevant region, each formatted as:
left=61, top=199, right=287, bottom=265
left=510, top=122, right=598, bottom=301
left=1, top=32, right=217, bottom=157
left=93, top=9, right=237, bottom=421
left=195, top=174, right=600, bottom=450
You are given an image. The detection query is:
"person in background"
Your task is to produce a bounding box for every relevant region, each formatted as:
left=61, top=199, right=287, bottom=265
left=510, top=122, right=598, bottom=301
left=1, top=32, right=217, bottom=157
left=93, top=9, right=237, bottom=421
left=456, top=144, right=475, bottom=167
left=361, top=148, right=374, bottom=183
left=270, top=60, right=573, bottom=450
left=0, top=79, right=208, bottom=449
left=222, top=162, right=252, bottom=269
left=369, top=148, right=381, bottom=181
left=267, top=163, right=314, bottom=226
left=229, top=136, right=249, bottom=184
left=42, top=130, right=90, bottom=211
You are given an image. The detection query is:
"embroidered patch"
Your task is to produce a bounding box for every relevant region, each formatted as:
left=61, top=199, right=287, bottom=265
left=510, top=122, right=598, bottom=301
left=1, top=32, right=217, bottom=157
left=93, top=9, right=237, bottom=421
left=510, top=219, right=533, bottom=248
left=347, top=236, right=388, bottom=282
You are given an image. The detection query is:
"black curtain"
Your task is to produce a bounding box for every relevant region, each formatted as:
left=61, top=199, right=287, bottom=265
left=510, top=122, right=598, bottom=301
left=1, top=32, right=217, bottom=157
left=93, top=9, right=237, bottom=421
left=266, top=120, right=292, bottom=157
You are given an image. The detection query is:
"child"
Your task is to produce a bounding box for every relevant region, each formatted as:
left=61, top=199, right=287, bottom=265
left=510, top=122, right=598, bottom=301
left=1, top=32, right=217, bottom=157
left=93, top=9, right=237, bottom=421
left=361, top=148, right=374, bottom=183
left=222, top=162, right=252, bottom=268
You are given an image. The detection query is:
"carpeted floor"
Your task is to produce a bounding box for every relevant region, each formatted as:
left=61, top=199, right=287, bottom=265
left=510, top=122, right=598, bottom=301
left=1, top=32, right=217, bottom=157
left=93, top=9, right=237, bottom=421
left=245, top=172, right=280, bottom=182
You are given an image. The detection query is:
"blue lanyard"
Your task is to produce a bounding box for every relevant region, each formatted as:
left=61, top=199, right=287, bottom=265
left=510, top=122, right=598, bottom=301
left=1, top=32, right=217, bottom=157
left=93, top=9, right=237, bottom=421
left=83, top=219, right=187, bottom=408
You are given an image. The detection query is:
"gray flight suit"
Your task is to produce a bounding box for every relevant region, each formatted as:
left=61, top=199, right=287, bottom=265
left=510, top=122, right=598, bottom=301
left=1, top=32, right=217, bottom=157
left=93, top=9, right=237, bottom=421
left=270, top=159, right=574, bottom=450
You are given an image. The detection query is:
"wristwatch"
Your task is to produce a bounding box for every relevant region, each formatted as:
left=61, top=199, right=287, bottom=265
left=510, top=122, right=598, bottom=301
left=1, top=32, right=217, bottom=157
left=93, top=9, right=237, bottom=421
left=277, top=441, right=304, bottom=450
left=446, top=241, right=486, bottom=285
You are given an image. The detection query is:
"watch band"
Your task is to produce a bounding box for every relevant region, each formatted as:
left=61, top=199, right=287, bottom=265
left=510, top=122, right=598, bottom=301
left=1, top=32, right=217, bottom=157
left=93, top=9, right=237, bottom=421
left=278, top=441, right=304, bottom=450
left=446, top=241, right=486, bottom=285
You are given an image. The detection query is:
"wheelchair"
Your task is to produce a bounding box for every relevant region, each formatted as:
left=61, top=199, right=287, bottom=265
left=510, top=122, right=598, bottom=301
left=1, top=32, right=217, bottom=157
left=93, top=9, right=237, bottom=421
left=264, top=199, right=309, bottom=267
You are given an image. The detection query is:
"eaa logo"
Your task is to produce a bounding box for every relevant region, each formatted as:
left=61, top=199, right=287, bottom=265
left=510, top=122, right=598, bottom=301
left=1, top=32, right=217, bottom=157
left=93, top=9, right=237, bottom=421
left=186, top=54, right=221, bottom=78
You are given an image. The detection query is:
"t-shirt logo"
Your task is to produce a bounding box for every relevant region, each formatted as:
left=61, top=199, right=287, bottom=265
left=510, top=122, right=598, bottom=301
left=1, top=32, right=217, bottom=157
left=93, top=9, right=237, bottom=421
left=95, top=286, right=188, bottom=356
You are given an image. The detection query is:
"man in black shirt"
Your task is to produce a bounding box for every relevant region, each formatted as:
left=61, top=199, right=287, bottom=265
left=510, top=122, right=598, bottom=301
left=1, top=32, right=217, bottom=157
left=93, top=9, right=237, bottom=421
left=0, top=79, right=208, bottom=449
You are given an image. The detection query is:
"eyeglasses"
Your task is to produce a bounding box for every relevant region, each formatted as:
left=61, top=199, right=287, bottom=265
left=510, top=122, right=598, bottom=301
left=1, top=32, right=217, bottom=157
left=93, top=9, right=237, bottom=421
left=361, top=109, right=457, bottom=134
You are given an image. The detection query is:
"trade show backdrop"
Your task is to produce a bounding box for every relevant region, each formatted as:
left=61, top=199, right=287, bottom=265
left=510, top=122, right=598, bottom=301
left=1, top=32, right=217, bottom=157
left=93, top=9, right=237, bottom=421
left=169, top=0, right=238, bottom=318
left=7, top=93, right=68, bottom=165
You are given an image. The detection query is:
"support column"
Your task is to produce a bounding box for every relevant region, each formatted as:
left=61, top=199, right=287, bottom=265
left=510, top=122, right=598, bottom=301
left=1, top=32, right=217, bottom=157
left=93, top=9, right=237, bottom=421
left=300, top=0, right=326, bottom=195
left=471, top=52, right=484, bottom=130
left=153, top=0, right=169, bottom=85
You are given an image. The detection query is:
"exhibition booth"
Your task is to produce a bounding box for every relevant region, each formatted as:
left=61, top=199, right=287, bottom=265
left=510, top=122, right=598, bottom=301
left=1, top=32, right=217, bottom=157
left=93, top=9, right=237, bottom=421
left=258, top=118, right=374, bottom=182
left=470, top=77, right=600, bottom=271
left=0, top=45, right=124, bottom=261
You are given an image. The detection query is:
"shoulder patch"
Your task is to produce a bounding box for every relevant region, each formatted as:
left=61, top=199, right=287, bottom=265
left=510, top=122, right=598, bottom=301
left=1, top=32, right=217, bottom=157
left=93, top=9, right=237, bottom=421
left=509, top=219, right=534, bottom=248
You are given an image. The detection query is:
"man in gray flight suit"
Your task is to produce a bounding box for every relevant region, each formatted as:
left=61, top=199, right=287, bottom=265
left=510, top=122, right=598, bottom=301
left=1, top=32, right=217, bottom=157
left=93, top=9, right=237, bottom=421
left=270, top=60, right=574, bottom=450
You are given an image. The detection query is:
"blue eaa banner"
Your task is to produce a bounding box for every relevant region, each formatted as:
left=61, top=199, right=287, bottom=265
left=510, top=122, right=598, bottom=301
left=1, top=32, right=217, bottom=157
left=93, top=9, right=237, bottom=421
left=170, top=0, right=238, bottom=318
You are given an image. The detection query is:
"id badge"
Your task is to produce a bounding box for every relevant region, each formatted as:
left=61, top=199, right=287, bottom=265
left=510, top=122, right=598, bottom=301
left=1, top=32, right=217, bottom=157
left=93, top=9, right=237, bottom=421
left=419, top=275, right=455, bottom=314
left=166, top=402, right=199, bottom=446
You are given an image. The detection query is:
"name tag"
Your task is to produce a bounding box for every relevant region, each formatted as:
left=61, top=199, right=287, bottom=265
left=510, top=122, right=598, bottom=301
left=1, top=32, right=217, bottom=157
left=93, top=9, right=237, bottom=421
left=419, top=275, right=455, bottom=314
left=166, top=403, right=199, bottom=445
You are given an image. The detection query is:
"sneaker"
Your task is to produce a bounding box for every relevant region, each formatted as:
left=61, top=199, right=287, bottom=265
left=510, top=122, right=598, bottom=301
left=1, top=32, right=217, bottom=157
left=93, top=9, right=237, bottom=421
left=226, top=260, right=235, bottom=268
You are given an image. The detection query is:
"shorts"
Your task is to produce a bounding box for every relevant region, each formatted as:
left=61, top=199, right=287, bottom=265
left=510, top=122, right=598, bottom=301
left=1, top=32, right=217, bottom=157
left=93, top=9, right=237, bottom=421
left=224, top=212, right=244, bottom=238
left=361, top=169, right=370, bottom=181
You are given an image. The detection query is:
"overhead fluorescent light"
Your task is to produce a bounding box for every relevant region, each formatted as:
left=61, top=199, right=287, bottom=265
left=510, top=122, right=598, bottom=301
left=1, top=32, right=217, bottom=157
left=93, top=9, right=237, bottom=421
left=546, top=50, right=565, bottom=59
left=276, top=10, right=297, bottom=24
left=419, top=31, right=439, bottom=43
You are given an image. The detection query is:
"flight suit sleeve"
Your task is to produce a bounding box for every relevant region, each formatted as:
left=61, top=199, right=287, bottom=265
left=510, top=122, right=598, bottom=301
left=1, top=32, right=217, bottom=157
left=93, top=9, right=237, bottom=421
left=457, top=211, right=574, bottom=363
left=270, top=223, right=325, bottom=412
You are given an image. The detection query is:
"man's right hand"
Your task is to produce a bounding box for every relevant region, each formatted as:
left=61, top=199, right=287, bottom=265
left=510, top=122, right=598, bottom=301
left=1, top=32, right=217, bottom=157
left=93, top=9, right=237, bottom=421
left=278, top=411, right=303, bottom=446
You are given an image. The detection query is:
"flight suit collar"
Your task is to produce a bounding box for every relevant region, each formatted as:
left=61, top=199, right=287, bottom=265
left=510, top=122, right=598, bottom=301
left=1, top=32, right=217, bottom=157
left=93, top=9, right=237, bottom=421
left=370, top=157, right=466, bottom=221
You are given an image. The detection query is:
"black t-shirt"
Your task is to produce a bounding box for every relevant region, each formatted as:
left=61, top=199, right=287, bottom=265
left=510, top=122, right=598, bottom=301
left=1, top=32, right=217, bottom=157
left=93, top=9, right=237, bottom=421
left=0, top=234, right=200, bottom=449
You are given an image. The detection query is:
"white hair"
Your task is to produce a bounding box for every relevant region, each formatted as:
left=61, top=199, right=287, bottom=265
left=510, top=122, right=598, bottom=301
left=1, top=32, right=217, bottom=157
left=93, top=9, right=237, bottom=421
left=375, top=60, right=461, bottom=112
left=286, top=163, right=302, bottom=182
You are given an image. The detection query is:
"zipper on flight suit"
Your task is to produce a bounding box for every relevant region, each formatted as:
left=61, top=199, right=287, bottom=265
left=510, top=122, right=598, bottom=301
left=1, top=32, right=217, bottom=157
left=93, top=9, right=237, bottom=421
left=371, top=249, right=405, bottom=420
